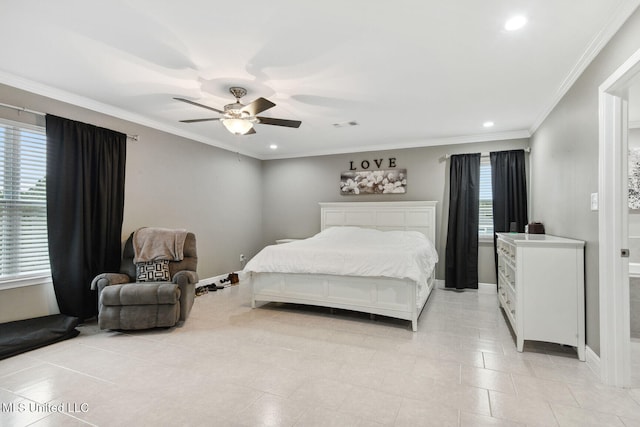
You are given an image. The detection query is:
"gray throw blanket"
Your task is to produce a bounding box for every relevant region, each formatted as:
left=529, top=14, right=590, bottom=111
left=133, top=227, right=187, bottom=263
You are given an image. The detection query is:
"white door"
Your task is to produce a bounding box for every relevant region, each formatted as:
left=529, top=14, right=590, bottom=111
left=599, top=48, right=640, bottom=387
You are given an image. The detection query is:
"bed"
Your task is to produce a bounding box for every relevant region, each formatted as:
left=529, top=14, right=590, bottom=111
left=245, top=201, right=438, bottom=331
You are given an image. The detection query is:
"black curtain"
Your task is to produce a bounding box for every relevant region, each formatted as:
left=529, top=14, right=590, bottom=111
left=445, top=153, right=481, bottom=290
left=490, top=149, right=528, bottom=281
left=45, top=115, right=126, bottom=321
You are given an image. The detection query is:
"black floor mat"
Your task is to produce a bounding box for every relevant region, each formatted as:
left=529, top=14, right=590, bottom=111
left=0, top=314, right=80, bottom=360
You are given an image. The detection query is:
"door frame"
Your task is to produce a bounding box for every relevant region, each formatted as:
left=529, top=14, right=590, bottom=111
left=599, top=47, right=640, bottom=387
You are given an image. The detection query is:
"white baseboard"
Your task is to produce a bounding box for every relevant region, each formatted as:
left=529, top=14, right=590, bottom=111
left=435, top=280, right=496, bottom=293
left=478, top=282, right=496, bottom=293
left=198, top=271, right=244, bottom=288
left=197, top=274, right=230, bottom=287
left=585, top=345, right=601, bottom=378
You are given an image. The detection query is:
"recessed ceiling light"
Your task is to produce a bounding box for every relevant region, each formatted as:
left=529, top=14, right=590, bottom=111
left=269, top=144, right=278, bottom=150
left=504, top=15, right=527, bottom=31
left=483, top=121, right=495, bottom=128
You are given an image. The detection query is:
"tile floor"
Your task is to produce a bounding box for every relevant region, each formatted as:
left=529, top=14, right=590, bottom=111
left=1, top=283, right=640, bottom=426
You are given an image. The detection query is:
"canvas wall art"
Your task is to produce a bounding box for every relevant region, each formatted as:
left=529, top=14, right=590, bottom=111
left=340, top=169, right=407, bottom=195
left=630, top=148, right=640, bottom=209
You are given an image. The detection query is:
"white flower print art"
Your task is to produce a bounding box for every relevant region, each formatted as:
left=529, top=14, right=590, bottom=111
left=630, top=148, right=640, bottom=209
left=340, top=169, right=407, bottom=195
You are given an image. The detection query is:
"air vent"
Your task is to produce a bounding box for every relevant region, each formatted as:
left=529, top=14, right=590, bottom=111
left=333, top=120, right=359, bottom=128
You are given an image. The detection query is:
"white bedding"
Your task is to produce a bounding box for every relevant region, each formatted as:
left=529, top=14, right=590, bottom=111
left=243, top=226, right=438, bottom=284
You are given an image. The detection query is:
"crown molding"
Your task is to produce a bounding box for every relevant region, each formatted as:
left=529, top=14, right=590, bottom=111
left=529, top=0, right=640, bottom=135
left=260, top=130, right=531, bottom=160
left=0, top=70, right=532, bottom=161
left=0, top=70, right=259, bottom=159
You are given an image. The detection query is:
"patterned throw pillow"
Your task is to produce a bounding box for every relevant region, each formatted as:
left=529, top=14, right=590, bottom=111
left=136, top=260, right=171, bottom=282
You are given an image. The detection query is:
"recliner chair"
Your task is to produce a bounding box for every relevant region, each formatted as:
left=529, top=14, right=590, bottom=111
left=91, top=231, right=198, bottom=330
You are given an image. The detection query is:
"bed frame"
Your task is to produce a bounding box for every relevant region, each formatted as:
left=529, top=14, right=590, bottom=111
left=249, top=201, right=438, bottom=331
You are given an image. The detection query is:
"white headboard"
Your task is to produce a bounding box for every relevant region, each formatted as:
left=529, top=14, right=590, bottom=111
left=319, top=201, right=437, bottom=243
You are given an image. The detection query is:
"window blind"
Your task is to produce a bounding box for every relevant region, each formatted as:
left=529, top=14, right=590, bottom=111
left=479, top=156, right=494, bottom=237
left=0, top=118, right=50, bottom=281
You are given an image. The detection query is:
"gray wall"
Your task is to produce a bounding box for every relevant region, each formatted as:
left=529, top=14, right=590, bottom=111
left=529, top=8, right=640, bottom=356
left=0, top=84, right=264, bottom=322
left=261, top=138, right=530, bottom=283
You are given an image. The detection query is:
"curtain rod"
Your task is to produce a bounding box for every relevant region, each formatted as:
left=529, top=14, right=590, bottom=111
left=0, top=101, right=139, bottom=141
left=444, top=147, right=530, bottom=159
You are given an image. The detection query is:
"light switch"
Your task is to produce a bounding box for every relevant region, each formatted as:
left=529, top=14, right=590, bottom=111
left=591, top=193, right=598, bottom=211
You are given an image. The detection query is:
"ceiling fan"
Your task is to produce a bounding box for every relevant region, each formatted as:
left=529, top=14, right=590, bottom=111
left=174, top=87, right=302, bottom=135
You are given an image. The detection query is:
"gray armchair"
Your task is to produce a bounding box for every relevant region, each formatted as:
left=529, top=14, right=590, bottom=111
left=91, top=231, right=198, bottom=330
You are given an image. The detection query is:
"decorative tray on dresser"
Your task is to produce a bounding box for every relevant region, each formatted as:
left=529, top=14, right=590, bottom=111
left=496, top=233, right=586, bottom=361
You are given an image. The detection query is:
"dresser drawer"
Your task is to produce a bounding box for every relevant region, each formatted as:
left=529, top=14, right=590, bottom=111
left=498, top=281, right=516, bottom=328
left=504, top=286, right=516, bottom=318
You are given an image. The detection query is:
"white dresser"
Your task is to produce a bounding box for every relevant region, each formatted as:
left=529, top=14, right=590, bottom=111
left=496, top=233, right=585, bottom=361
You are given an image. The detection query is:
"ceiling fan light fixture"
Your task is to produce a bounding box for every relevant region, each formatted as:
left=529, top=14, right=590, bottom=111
left=221, top=118, right=254, bottom=135
left=175, top=86, right=301, bottom=135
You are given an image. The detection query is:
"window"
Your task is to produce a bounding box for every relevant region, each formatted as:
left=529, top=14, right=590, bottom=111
left=0, top=118, right=50, bottom=284
left=479, top=156, right=494, bottom=239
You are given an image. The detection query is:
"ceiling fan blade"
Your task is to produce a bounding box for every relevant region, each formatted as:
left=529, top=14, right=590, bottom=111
left=242, top=97, right=276, bottom=116
left=174, top=97, right=225, bottom=114
left=256, top=116, right=302, bottom=128
left=179, top=118, right=221, bottom=123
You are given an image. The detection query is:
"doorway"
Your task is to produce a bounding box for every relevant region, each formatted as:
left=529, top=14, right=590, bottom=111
left=599, top=47, right=640, bottom=387
left=628, top=82, right=640, bottom=387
